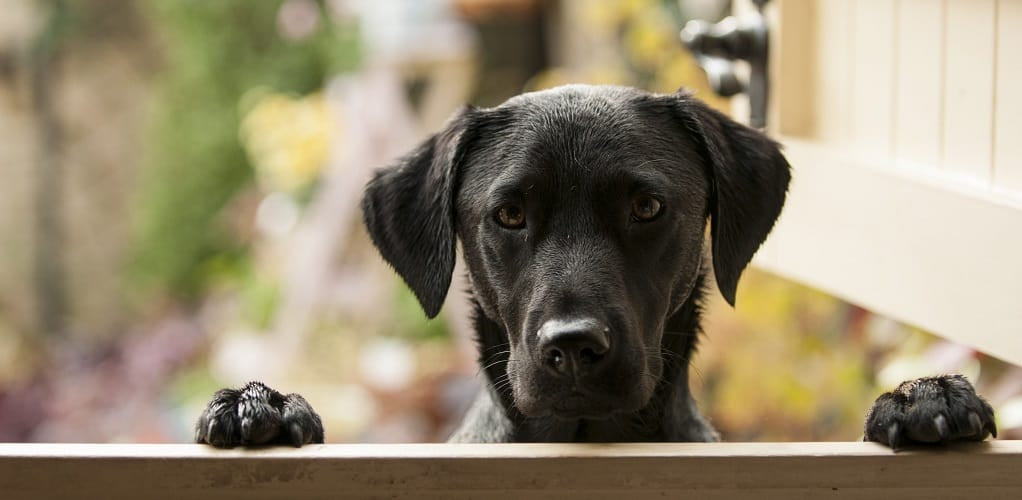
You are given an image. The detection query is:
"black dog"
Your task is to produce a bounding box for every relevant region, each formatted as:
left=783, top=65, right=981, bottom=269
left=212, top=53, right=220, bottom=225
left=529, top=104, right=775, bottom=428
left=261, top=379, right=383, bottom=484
left=196, top=85, right=996, bottom=448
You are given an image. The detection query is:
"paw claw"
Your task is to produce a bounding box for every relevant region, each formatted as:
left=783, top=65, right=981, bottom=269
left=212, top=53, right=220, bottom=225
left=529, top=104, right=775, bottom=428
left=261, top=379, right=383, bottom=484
left=933, top=414, right=949, bottom=441
left=287, top=422, right=305, bottom=447
left=240, top=417, right=252, bottom=440
left=968, top=412, right=982, bottom=434
left=887, top=423, right=901, bottom=451
left=205, top=419, right=229, bottom=448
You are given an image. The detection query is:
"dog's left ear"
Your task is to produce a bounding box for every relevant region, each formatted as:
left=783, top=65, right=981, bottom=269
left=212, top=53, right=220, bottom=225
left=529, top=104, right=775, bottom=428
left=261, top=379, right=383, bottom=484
left=362, top=106, right=477, bottom=318
left=673, top=94, right=791, bottom=306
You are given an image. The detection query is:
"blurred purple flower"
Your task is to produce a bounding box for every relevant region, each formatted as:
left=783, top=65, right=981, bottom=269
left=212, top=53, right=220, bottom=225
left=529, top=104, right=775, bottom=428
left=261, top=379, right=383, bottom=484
left=277, top=0, right=321, bottom=41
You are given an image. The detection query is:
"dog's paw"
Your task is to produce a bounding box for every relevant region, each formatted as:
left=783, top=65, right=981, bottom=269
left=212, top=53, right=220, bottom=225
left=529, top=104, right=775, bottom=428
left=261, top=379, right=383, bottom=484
left=864, top=374, right=996, bottom=450
left=195, top=381, right=324, bottom=448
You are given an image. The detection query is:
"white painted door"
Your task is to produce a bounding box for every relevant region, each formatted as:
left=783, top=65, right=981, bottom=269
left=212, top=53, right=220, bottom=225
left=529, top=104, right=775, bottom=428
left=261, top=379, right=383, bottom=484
left=751, top=0, right=1022, bottom=364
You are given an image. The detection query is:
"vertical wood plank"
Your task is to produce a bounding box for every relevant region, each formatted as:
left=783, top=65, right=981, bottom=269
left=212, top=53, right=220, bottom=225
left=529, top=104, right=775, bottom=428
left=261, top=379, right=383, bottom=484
left=994, top=0, right=1022, bottom=191
left=942, top=0, right=996, bottom=181
left=728, top=0, right=757, bottom=125
left=850, top=0, right=896, bottom=160
left=770, top=0, right=816, bottom=137
left=893, top=0, right=944, bottom=169
left=813, top=0, right=853, bottom=144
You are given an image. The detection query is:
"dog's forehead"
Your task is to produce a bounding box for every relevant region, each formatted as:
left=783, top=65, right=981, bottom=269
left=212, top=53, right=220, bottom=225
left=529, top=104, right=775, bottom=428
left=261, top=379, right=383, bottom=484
left=466, top=85, right=702, bottom=190
left=503, top=84, right=641, bottom=105
left=487, top=86, right=671, bottom=166
left=500, top=85, right=647, bottom=134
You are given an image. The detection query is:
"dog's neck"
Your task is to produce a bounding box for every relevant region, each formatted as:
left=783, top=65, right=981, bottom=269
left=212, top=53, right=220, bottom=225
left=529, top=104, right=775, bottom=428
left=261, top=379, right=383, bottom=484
left=464, top=273, right=717, bottom=443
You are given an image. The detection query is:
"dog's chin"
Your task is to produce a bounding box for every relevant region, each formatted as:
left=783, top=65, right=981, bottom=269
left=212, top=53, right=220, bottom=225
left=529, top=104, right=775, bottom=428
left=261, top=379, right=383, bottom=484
left=515, top=387, right=653, bottom=420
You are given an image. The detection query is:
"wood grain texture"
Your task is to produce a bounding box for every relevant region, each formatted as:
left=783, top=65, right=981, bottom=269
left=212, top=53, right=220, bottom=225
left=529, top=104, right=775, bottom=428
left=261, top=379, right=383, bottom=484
left=1, top=442, right=1021, bottom=499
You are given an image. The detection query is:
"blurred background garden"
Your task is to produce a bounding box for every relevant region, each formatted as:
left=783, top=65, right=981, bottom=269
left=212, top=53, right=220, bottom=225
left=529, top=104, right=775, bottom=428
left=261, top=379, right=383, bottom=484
left=0, top=0, right=1019, bottom=444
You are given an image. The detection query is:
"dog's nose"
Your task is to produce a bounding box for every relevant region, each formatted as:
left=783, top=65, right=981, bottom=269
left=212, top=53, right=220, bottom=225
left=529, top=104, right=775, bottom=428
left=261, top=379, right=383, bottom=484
left=538, top=318, right=611, bottom=377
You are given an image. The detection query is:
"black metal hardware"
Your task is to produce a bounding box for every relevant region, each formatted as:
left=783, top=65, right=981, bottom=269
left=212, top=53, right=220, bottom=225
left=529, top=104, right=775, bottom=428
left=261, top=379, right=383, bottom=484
left=680, top=0, right=770, bottom=129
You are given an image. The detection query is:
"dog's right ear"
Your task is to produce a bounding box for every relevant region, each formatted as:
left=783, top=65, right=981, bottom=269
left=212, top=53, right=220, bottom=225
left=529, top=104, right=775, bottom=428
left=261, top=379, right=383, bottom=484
left=672, top=94, right=791, bottom=306
left=362, top=106, right=477, bottom=318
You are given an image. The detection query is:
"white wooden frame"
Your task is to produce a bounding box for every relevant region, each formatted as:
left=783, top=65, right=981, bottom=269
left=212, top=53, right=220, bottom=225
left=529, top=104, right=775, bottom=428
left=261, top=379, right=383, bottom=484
left=758, top=0, right=1022, bottom=365
left=754, top=139, right=1022, bottom=366
left=1, top=442, right=1021, bottom=499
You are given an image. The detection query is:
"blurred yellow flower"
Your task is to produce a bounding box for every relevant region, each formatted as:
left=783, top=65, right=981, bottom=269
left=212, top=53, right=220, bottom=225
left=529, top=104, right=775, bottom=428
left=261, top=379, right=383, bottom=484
left=582, top=66, right=632, bottom=87
left=524, top=68, right=574, bottom=92
left=525, top=66, right=632, bottom=93
left=582, top=0, right=657, bottom=33
left=240, top=90, right=338, bottom=193
left=623, top=11, right=675, bottom=70
left=655, top=54, right=732, bottom=111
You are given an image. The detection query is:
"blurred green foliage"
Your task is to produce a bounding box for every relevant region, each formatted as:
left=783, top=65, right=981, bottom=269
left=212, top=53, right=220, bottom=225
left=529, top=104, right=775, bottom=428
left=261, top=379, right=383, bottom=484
left=391, top=284, right=451, bottom=342
left=131, top=0, right=360, bottom=299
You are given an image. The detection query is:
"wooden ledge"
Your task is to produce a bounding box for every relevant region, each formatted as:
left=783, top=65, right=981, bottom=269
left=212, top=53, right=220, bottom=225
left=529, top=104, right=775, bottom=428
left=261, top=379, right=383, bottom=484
left=2, top=441, right=1021, bottom=499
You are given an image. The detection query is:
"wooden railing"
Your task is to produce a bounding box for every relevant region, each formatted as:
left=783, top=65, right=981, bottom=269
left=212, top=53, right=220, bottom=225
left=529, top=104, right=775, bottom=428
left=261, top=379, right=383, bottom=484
left=2, top=441, right=1021, bottom=499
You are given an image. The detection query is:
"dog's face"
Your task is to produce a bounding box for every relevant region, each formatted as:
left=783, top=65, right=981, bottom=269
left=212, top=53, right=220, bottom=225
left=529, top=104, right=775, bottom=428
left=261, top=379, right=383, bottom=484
left=363, top=85, right=790, bottom=419
left=453, top=89, right=713, bottom=417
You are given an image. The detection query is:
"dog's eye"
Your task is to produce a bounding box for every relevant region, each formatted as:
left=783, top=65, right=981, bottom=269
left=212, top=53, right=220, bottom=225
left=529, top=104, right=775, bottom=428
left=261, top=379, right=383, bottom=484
left=495, top=204, right=526, bottom=229
left=631, top=195, right=663, bottom=222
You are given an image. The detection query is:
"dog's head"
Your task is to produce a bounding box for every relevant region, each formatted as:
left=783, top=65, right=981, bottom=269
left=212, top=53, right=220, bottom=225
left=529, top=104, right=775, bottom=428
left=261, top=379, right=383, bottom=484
left=363, top=85, right=790, bottom=419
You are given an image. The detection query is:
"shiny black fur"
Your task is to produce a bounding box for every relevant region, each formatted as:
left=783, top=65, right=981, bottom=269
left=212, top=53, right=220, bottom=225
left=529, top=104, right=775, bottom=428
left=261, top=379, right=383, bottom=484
left=864, top=374, right=995, bottom=450
left=197, top=85, right=994, bottom=447
left=195, top=381, right=323, bottom=447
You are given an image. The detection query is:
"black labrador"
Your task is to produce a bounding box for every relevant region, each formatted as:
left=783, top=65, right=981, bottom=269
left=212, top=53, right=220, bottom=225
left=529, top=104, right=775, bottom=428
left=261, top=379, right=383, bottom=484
left=196, top=85, right=996, bottom=448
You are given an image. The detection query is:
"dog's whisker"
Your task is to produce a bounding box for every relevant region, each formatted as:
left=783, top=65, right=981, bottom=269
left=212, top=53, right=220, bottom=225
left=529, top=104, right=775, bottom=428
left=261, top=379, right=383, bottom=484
left=478, top=342, right=511, bottom=355
left=478, top=352, right=512, bottom=372
left=491, top=374, right=516, bottom=398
